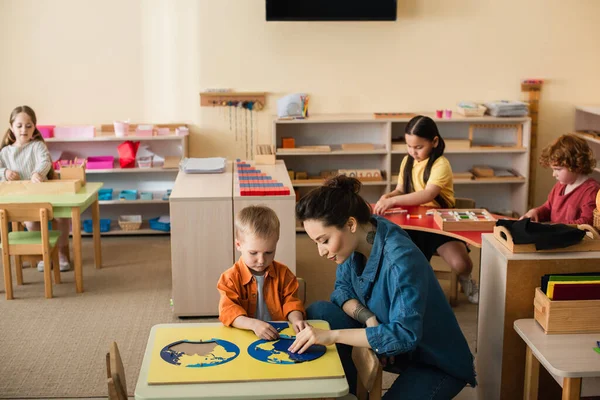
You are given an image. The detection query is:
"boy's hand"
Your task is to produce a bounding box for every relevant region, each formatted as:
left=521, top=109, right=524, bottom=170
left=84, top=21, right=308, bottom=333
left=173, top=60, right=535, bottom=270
left=252, top=320, right=280, bottom=341
left=31, top=172, right=44, bottom=183
left=291, top=319, right=310, bottom=334
left=520, top=209, right=539, bottom=222
left=5, top=169, right=20, bottom=181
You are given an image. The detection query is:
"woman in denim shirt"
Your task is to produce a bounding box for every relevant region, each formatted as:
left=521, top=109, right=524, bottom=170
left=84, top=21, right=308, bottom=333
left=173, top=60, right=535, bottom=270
left=289, top=176, right=476, bottom=399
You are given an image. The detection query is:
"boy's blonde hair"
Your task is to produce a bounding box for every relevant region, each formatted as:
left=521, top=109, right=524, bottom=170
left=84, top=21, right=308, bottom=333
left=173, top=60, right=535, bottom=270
left=235, top=205, right=280, bottom=241
left=539, top=134, right=596, bottom=175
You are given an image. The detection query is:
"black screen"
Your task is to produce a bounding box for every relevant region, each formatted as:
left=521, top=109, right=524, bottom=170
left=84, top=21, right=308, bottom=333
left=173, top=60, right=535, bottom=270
left=266, top=0, right=397, bottom=21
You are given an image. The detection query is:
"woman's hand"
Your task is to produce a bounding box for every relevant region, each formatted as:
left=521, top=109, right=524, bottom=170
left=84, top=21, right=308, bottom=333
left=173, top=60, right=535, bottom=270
left=288, top=325, right=335, bottom=354
left=4, top=169, right=20, bottom=181
left=251, top=320, right=280, bottom=341
left=520, top=208, right=539, bottom=222
left=373, top=197, right=394, bottom=215
left=31, top=172, right=44, bottom=183
left=365, top=316, right=379, bottom=328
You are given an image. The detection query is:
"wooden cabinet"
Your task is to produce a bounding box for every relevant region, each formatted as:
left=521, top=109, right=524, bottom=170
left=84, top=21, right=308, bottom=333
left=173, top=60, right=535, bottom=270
left=273, top=114, right=531, bottom=215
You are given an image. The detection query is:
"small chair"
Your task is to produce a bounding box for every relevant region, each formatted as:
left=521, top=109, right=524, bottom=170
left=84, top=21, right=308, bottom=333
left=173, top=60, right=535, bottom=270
left=0, top=203, right=61, bottom=299
left=352, top=347, right=383, bottom=400
left=107, top=342, right=128, bottom=400
left=297, top=277, right=307, bottom=304
left=432, top=197, right=476, bottom=306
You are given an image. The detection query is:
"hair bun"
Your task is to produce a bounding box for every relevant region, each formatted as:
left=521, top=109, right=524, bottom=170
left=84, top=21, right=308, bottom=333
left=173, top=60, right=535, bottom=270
left=324, top=175, right=362, bottom=194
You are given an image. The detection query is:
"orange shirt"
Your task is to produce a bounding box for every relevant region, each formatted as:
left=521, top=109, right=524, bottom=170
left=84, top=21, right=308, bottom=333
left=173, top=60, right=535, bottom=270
left=217, top=258, right=305, bottom=326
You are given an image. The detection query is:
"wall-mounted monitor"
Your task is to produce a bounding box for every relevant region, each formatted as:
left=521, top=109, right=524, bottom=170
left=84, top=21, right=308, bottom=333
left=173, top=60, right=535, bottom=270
left=266, top=0, right=397, bottom=21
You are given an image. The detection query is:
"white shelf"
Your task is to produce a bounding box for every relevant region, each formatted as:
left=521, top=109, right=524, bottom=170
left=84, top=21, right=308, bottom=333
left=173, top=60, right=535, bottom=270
left=46, top=134, right=185, bottom=143
left=575, top=106, right=600, bottom=116
left=85, top=167, right=179, bottom=174
left=274, top=113, right=530, bottom=123
left=99, top=199, right=169, bottom=205
left=277, top=149, right=387, bottom=156
left=81, top=228, right=168, bottom=236
left=454, top=178, right=527, bottom=185
left=574, top=132, right=600, bottom=146
left=291, top=181, right=387, bottom=187
left=391, top=147, right=527, bottom=155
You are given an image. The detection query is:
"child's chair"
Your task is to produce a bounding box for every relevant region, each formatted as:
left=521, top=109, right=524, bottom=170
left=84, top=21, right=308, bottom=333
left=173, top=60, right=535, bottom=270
left=0, top=203, right=61, bottom=299
left=432, top=197, right=476, bottom=306
left=352, top=347, right=383, bottom=400
left=106, top=342, right=128, bottom=400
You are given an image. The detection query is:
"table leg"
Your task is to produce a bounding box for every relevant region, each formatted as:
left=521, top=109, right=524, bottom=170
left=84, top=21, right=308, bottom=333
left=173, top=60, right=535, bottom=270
left=91, top=198, right=102, bottom=269
left=524, top=346, right=540, bottom=400
left=562, top=377, right=581, bottom=400
left=71, top=207, right=83, bottom=293
left=11, top=222, right=23, bottom=284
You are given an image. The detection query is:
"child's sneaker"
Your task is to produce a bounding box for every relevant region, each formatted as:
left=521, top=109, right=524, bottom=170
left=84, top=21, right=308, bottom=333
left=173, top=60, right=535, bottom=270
left=37, top=260, right=45, bottom=272
left=37, top=259, right=71, bottom=272
left=460, top=278, right=479, bottom=304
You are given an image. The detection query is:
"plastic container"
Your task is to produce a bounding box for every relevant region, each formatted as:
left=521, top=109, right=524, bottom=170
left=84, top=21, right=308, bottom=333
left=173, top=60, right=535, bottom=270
left=162, top=189, right=172, bottom=201
left=135, top=124, right=154, bottom=137
left=83, top=218, right=111, bottom=233
left=86, top=156, right=114, bottom=170
left=139, top=192, right=153, bottom=200
left=156, top=127, right=170, bottom=136
left=149, top=217, right=170, bottom=232
left=54, top=126, right=95, bottom=139
left=98, top=188, right=114, bottom=201
left=137, top=156, right=153, bottom=168
left=119, top=190, right=138, bottom=201
left=38, top=125, right=55, bottom=138
left=118, top=215, right=142, bottom=231
left=176, top=126, right=189, bottom=136
left=114, top=121, right=129, bottom=137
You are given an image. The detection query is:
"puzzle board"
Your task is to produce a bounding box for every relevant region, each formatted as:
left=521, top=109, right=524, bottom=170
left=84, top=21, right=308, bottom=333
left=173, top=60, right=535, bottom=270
left=147, top=321, right=344, bottom=385
left=433, top=209, right=496, bottom=232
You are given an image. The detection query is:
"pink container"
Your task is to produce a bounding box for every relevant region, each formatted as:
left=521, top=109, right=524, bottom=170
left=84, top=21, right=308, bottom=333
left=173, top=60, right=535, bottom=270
left=86, top=156, right=114, bottom=170
left=135, top=125, right=154, bottom=137
left=54, top=126, right=95, bottom=139
left=114, top=121, right=129, bottom=138
left=37, top=125, right=55, bottom=138
left=54, top=159, right=85, bottom=170
left=445, top=109, right=453, bottom=118
left=156, top=127, right=170, bottom=136
left=435, top=110, right=443, bottom=118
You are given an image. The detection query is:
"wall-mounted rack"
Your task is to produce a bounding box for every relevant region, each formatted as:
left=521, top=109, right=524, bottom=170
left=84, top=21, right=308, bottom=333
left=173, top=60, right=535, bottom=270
left=199, top=92, right=266, bottom=108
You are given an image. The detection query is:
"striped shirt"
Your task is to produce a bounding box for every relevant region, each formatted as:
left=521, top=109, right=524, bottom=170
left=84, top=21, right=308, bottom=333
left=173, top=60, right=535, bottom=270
left=0, top=140, right=52, bottom=181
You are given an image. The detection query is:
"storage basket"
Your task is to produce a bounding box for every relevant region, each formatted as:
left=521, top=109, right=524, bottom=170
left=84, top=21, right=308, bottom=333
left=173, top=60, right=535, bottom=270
left=149, top=217, right=170, bottom=232
left=86, top=156, right=114, bottom=170
left=118, top=215, right=142, bottom=231
left=83, top=218, right=111, bottom=233
left=98, top=188, right=114, bottom=201
left=119, top=190, right=138, bottom=201
left=456, top=104, right=487, bottom=117
left=594, top=208, right=600, bottom=231
left=534, top=287, right=600, bottom=334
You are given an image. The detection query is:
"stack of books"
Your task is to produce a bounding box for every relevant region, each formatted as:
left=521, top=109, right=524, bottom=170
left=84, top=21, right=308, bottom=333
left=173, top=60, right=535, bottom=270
left=541, top=272, right=600, bottom=300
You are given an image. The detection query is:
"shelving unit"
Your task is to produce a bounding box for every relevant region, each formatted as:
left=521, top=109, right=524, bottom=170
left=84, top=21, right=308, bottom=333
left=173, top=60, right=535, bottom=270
left=46, top=131, right=188, bottom=235
left=273, top=113, right=531, bottom=215
left=573, top=106, right=600, bottom=180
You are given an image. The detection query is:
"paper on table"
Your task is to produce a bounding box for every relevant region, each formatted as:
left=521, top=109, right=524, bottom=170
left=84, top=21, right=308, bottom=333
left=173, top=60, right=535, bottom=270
left=179, top=157, right=226, bottom=174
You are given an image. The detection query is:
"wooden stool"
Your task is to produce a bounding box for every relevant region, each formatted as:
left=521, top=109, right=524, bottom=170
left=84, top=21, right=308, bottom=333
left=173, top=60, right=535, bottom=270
left=515, top=318, right=600, bottom=400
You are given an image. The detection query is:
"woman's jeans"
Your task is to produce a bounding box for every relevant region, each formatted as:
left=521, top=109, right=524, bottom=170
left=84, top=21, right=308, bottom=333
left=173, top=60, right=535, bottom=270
left=307, top=301, right=467, bottom=399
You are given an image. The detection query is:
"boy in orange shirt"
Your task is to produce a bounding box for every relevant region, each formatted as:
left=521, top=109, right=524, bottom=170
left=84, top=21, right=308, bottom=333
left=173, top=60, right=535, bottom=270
left=217, top=205, right=307, bottom=340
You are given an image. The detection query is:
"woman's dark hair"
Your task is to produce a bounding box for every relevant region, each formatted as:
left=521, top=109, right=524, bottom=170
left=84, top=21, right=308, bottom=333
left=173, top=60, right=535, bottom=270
left=296, top=175, right=372, bottom=229
left=402, top=115, right=448, bottom=208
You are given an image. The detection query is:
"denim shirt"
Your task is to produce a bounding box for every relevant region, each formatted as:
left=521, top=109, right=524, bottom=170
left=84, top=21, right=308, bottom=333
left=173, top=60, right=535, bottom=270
left=330, top=216, right=477, bottom=386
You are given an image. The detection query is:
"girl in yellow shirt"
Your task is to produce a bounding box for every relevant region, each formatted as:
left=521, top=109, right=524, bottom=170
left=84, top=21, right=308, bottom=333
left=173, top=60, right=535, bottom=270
left=374, top=115, right=478, bottom=304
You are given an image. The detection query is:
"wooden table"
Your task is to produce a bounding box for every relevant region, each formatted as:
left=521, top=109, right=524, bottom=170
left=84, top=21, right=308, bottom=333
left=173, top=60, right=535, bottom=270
left=515, top=318, right=600, bottom=399
left=0, top=182, right=103, bottom=293
left=477, top=234, right=600, bottom=400
left=134, top=322, right=350, bottom=400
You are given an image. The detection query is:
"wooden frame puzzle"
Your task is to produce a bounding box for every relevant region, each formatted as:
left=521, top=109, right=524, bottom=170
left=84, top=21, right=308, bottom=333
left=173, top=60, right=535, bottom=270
left=433, top=209, right=497, bottom=232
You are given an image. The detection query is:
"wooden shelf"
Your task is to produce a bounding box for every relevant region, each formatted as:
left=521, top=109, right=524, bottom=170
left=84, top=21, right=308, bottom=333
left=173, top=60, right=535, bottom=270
left=574, top=132, right=600, bottom=145
left=273, top=113, right=530, bottom=123
left=80, top=221, right=169, bottom=236
left=99, top=199, right=169, bottom=205
left=454, top=177, right=527, bottom=184
left=277, top=149, right=387, bottom=156
left=391, top=147, right=527, bottom=155
left=45, top=133, right=184, bottom=143
left=292, top=180, right=386, bottom=187
left=85, top=167, right=178, bottom=174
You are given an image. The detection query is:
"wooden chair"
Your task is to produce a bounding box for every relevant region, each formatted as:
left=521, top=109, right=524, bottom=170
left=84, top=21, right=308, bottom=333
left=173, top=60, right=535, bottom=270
left=297, top=276, right=307, bottom=304
left=0, top=203, right=61, bottom=299
left=106, top=342, right=128, bottom=400
left=432, top=197, right=476, bottom=306
left=352, top=347, right=383, bottom=400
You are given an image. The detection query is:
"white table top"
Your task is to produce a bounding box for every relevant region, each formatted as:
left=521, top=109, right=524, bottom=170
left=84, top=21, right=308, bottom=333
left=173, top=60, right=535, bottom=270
left=134, top=322, right=350, bottom=400
left=482, top=234, right=600, bottom=261
left=514, top=319, right=600, bottom=378
left=170, top=162, right=233, bottom=201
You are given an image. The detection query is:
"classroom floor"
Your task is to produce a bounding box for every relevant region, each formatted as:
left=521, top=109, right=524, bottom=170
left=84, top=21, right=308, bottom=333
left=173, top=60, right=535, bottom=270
left=0, top=235, right=479, bottom=399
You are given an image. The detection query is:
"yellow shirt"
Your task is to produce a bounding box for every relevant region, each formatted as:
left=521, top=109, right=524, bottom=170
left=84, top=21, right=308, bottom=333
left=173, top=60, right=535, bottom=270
left=397, top=155, right=455, bottom=208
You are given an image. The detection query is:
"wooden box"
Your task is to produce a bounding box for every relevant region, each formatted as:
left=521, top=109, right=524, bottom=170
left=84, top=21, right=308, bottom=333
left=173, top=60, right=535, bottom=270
left=59, top=164, right=86, bottom=185
left=445, top=139, right=471, bottom=150
left=0, top=179, right=82, bottom=195
left=534, top=287, right=600, bottom=334
left=494, top=224, right=600, bottom=253
left=472, top=165, right=494, bottom=178
left=433, top=209, right=496, bottom=232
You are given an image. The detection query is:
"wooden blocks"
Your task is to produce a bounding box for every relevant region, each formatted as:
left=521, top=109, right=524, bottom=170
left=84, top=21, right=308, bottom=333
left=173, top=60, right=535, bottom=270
left=59, top=163, right=86, bottom=185
left=471, top=165, right=494, bottom=178
left=433, top=209, right=496, bottom=232
left=282, top=137, right=295, bottom=149
left=338, top=169, right=383, bottom=181
left=469, top=123, right=523, bottom=148
left=0, top=179, right=82, bottom=195
left=277, top=145, right=331, bottom=153
left=254, top=144, right=275, bottom=165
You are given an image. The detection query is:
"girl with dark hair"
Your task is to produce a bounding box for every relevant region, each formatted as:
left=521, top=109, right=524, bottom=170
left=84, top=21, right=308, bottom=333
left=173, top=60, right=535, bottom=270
left=290, top=175, right=476, bottom=399
left=373, top=115, right=479, bottom=304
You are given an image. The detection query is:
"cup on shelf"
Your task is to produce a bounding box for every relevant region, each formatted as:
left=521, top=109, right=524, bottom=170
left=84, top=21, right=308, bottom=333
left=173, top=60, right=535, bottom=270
left=114, top=121, right=129, bottom=137
left=445, top=109, right=453, bottom=118
left=435, top=110, right=443, bottom=118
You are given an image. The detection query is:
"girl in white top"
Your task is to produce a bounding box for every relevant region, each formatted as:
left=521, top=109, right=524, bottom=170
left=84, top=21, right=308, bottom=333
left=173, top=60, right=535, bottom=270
left=0, top=106, right=71, bottom=271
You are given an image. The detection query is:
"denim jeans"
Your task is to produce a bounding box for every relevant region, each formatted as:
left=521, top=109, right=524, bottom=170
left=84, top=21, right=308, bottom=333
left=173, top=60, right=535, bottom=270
left=307, top=301, right=467, bottom=399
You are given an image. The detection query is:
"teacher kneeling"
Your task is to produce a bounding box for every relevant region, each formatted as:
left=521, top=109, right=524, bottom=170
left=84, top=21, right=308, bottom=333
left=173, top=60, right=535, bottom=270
left=289, top=175, right=476, bottom=399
